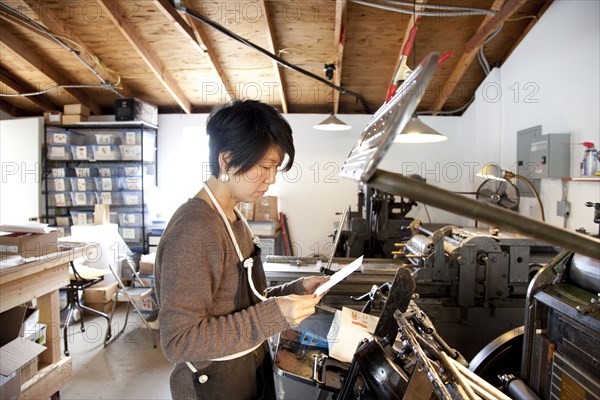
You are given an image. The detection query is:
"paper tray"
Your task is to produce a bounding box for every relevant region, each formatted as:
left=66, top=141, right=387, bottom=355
left=272, top=310, right=337, bottom=385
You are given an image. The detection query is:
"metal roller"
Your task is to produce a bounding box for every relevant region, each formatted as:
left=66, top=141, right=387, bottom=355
left=570, top=254, right=600, bottom=293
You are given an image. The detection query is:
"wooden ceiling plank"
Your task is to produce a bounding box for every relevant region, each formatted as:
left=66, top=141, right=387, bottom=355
left=431, top=0, right=506, bottom=112
left=504, top=0, right=554, bottom=61
left=21, top=0, right=131, bottom=97
left=0, top=28, right=102, bottom=115
left=464, top=0, right=528, bottom=53
left=0, top=65, right=59, bottom=111
left=332, top=0, right=348, bottom=114
left=183, top=13, right=235, bottom=101
left=258, top=0, right=287, bottom=113
left=153, top=0, right=205, bottom=54
left=0, top=98, right=27, bottom=117
left=96, top=0, right=192, bottom=114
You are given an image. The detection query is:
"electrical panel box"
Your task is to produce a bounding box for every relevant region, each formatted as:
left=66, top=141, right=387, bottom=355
left=516, top=126, right=570, bottom=197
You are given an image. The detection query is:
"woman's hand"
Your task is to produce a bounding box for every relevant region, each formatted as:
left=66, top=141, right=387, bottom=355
left=302, top=275, right=330, bottom=295
left=275, top=294, right=323, bottom=328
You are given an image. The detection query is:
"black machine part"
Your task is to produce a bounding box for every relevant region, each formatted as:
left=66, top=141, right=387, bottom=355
left=499, top=374, right=541, bottom=400
left=476, top=179, right=520, bottom=211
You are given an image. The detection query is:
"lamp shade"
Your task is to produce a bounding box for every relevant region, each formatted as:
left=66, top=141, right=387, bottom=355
left=476, top=163, right=505, bottom=181
left=313, top=113, right=352, bottom=131
left=393, top=116, right=447, bottom=143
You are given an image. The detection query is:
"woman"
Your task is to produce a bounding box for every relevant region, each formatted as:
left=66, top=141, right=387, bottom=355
left=155, top=99, right=328, bottom=399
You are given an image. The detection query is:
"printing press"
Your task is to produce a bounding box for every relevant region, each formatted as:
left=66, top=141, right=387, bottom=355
left=268, top=53, right=600, bottom=399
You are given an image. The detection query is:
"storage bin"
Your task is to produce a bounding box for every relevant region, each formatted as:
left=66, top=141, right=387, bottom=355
left=110, top=212, right=119, bottom=224
left=119, top=145, right=155, bottom=162
left=71, top=145, right=93, bottom=161
left=95, top=191, right=123, bottom=206
left=95, top=133, right=118, bottom=145
left=56, top=226, right=71, bottom=238
left=119, top=130, right=156, bottom=146
left=46, top=129, right=85, bottom=145
left=48, top=192, right=72, bottom=207
left=47, top=178, right=71, bottom=192
left=71, top=211, right=94, bottom=225
left=119, top=211, right=145, bottom=227
left=94, top=176, right=122, bottom=191
left=51, top=167, right=74, bottom=178
left=122, top=165, right=144, bottom=177
left=70, top=177, right=96, bottom=191
left=121, top=176, right=144, bottom=190
left=69, top=191, right=96, bottom=206
left=97, top=166, right=123, bottom=177
left=121, top=190, right=143, bottom=206
left=47, top=145, right=72, bottom=160
left=119, top=227, right=143, bottom=242
left=74, top=167, right=98, bottom=177
left=92, top=144, right=121, bottom=161
left=55, top=215, right=71, bottom=226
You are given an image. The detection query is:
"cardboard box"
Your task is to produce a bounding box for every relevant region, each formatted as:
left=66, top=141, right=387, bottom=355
left=115, top=98, right=158, bottom=125
left=84, top=301, right=115, bottom=314
left=0, top=307, right=46, bottom=399
left=254, top=196, right=278, bottom=222
left=43, top=111, right=62, bottom=125
left=83, top=282, right=118, bottom=304
left=139, top=253, right=156, bottom=275
left=237, top=202, right=255, bottom=221
left=64, top=103, right=90, bottom=116
left=61, top=114, right=89, bottom=124
left=20, top=357, right=38, bottom=383
left=0, top=231, right=59, bottom=258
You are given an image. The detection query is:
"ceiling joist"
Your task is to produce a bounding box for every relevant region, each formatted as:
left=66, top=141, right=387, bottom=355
left=97, top=0, right=192, bottom=114
left=0, top=27, right=102, bottom=115
left=432, top=0, right=505, bottom=112
left=332, top=0, right=348, bottom=115
left=0, top=65, right=59, bottom=112
left=258, top=0, right=287, bottom=113
left=0, top=98, right=26, bottom=117
left=465, top=0, right=529, bottom=53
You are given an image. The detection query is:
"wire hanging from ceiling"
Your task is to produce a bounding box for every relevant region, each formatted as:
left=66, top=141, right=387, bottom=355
left=174, top=2, right=371, bottom=114
left=0, top=2, right=123, bottom=97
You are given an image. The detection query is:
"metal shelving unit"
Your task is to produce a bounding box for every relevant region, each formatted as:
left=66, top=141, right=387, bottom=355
left=42, top=121, right=158, bottom=253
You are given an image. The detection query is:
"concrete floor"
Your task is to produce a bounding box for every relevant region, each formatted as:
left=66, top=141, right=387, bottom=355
left=59, top=304, right=327, bottom=400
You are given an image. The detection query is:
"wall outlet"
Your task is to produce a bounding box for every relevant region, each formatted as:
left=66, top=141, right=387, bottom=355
left=557, top=200, right=571, bottom=217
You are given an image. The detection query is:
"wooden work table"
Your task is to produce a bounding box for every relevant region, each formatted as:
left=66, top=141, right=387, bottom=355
left=0, top=246, right=84, bottom=400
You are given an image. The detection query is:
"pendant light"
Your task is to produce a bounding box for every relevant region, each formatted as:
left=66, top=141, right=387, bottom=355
left=313, top=112, right=352, bottom=131
left=393, top=115, right=447, bottom=143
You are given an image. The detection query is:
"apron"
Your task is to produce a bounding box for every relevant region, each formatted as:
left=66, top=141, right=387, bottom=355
left=187, top=183, right=276, bottom=400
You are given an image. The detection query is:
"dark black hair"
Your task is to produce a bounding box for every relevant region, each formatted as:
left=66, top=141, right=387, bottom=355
left=206, top=99, right=294, bottom=177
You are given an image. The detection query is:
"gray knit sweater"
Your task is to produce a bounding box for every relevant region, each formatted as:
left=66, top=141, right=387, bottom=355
left=155, top=198, right=304, bottom=369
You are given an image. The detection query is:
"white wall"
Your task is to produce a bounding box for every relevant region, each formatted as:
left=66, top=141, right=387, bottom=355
left=0, top=117, right=43, bottom=224
left=156, top=113, right=473, bottom=256
left=464, top=0, right=600, bottom=234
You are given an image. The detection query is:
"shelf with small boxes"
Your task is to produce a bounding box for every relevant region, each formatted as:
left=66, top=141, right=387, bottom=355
left=42, top=121, right=158, bottom=253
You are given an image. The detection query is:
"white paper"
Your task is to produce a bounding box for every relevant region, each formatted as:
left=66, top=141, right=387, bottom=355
left=314, top=255, right=364, bottom=296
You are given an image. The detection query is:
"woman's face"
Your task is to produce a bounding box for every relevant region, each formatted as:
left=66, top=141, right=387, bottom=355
left=227, top=146, right=283, bottom=203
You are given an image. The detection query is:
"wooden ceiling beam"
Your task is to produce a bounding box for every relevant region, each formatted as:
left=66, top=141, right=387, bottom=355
left=183, top=14, right=235, bottom=102
left=0, top=28, right=102, bottom=115
left=258, top=0, right=287, bottom=113
left=0, top=65, right=59, bottom=112
left=153, top=0, right=205, bottom=54
left=21, top=0, right=131, bottom=97
left=464, top=0, right=528, bottom=53
left=0, top=98, right=27, bottom=117
left=97, top=0, right=192, bottom=114
left=431, top=0, right=506, bottom=113
left=155, top=0, right=234, bottom=103
left=332, top=0, right=348, bottom=115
